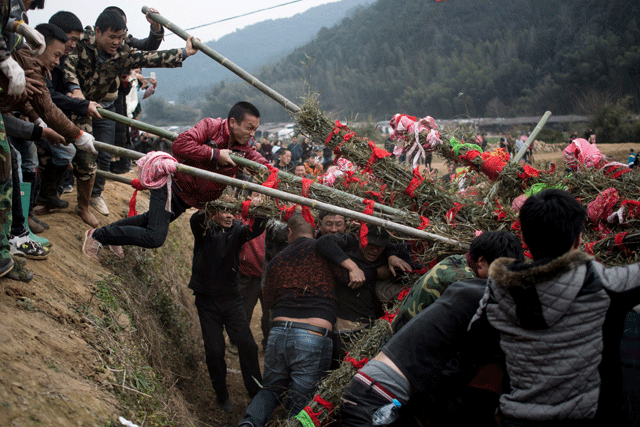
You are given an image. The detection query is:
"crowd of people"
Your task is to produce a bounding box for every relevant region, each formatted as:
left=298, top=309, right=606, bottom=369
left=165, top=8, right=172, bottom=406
left=0, top=1, right=197, bottom=279
left=2, top=2, right=639, bottom=427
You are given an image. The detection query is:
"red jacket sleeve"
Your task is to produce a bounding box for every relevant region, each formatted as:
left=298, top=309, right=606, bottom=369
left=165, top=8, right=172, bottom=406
left=172, top=117, right=220, bottom=163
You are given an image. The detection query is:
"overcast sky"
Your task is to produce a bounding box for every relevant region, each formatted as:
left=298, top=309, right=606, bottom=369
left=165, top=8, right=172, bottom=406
left=29, top=0, right=340, bottom=49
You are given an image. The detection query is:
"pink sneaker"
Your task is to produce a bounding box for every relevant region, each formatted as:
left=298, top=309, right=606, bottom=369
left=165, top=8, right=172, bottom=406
left=82, top=229, right=102, bottom=261
left=109, top=245, right=124, bottom=259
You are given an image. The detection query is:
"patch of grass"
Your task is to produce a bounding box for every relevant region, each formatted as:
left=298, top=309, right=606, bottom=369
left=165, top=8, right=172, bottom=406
left=45, top=359, right=61, bottom=372
left=79, top=219, right=205, bottom=427
left=17, top=297, right=36, bottom=312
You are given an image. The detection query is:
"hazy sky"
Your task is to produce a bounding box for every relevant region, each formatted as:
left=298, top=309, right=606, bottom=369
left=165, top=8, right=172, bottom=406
left=29, top=0, right=340, bottom=49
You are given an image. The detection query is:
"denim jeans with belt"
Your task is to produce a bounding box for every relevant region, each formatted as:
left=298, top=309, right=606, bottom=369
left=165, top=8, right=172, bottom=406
left=240, top=324, right=333, bottom=427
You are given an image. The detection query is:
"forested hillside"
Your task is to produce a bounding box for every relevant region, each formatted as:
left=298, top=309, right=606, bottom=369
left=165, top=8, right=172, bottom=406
left=151, top=0, right=374, bottom=101
left=196, top=0, right=640, bottom=122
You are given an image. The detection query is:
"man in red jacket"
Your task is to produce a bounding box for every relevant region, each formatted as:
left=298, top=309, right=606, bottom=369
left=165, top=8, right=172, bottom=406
left=82, top=101, right=268, bottom=260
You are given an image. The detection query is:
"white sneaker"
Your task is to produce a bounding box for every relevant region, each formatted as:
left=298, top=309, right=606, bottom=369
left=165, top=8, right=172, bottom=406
left=90, top=196, right=109, bottom=216
left=9, top=232, right=50, bottom=260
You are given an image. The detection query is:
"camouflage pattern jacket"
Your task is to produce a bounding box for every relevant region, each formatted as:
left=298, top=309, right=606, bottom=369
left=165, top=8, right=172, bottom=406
left=0, top=0, right=20, bottom=63
left=63, top=26, right=185, bottom=103
left=392, top=254, right=476, bottom=332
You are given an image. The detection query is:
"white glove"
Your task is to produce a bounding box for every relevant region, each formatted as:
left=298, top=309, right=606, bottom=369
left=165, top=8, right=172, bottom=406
left=74, top=131, right=98, bottom=155
left=15, top=23, right=46, bottom=56
left=34, top=117, right=47, bottom=128
left=0, top=57, right=26, bottom=96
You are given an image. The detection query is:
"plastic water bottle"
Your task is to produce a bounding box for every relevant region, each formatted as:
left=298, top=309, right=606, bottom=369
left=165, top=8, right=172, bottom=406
left=371, top=398, right=401, bottom=425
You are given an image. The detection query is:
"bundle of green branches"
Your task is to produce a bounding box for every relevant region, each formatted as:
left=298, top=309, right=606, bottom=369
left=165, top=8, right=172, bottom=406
left=295, top=95, right=460, bottom=219
left=204, top=196, right=284, bottom=220
left=280, top=319, right=394, bottom=427
left=593, top=231, right=640, bottom=265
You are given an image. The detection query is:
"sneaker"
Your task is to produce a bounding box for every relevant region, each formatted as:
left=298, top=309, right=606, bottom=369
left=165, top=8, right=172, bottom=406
left=9, top=232, right=50, bottom=260
left=109, top=245, right=124, bottom=259
left=219, top=398, right=234, bottom=414
left=228, top=344, right=238, bottom=355
left=82, top=229, right=102, bottom=261
left=61, top=185, right=74, bottom=194
left=90, top=196, right=109, bottom=216
left=0, top=258, right=14, bottom=277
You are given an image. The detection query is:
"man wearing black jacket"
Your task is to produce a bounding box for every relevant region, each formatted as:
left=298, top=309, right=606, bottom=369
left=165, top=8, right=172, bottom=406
left=189, top=207, right=266, bottom=414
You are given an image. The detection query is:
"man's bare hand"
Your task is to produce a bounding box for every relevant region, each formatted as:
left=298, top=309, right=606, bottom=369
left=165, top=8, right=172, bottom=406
left=185, top=36, right=199, bottom=57
left=388, top=255, right=412, bottom=277
left=216, top=149, right=236, bottom=167
left=347, top=267, right=366, bottom=289
left=86, top=101, right=102, bottom=119
left=146, top=8, right=162, bottom=32
left=42, top=127, right=67, bottom=145
left=24, top=70, right=44, bottom=97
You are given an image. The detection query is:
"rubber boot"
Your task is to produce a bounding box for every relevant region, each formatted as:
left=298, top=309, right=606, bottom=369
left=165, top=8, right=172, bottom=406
left=23, top=170, right=49, bottom=231
left=75, top=175, right=99, bottom=228
left=36, top=163, right=69, bottom=210
left=20, top=182, right=50, bottom=247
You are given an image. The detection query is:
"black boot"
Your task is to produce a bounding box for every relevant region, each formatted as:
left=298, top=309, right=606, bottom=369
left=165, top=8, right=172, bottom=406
left=35, top=163, right=69, bottom=210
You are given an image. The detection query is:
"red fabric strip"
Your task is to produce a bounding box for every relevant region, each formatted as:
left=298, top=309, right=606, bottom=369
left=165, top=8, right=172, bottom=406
left=418, top=216, right=430, bottom=229
left=241, top=200, right=251, bottom=219
left=359, top=199, right=375, bottom=247
left=313, top=395, right=335, bottom=412
left=344, top=352, right=369, bottom=369
left=127, top=178, right=147, bottom=217
left=365, top=141, right=391, bottom=173
left=404, top=166, right=424, bottom=197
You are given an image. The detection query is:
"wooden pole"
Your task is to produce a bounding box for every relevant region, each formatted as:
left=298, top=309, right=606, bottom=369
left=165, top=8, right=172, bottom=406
left=91, top=140, right=465, bottom=247
left=96, top=170, right=134, bottom=186
left=141, top=6, right=301, bottom=114
left=96, top=107, right=418, bottom=220
left=483, top=111, right=553, bottom=203
left=512, top=111, right=552, bottom=164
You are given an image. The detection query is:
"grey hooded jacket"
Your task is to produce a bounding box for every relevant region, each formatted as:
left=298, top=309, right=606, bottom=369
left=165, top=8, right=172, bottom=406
left=478, top=251, right=640, bottom=421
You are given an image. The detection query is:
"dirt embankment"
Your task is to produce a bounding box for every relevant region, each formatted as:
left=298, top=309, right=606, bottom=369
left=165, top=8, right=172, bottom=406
left=0, top=175, right=263, bottom=426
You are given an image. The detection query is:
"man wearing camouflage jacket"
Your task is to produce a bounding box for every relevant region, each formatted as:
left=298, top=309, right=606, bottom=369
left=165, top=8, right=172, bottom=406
left=63, top=9, right=197, bottom=227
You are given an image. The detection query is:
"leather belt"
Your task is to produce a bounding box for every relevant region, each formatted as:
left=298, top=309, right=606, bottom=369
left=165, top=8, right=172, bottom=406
left=271, top=320, right=331, bottom=337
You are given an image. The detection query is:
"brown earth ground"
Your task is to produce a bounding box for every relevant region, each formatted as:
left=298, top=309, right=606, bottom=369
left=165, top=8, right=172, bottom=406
left=0, top=142, right=637, bottom=427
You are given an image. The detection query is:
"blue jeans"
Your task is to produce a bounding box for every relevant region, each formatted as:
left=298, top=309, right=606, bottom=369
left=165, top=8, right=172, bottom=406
left=91, top=103, right=116, bottom=197
left=240, top=325, right=332, bottom=427
left=51, top=143, right=76, bottom=167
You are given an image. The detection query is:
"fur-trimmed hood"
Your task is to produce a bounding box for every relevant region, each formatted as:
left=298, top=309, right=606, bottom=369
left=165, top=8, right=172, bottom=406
left=487, top=251, right=597, bottom=329
left=489, top=251, right=593, bottom=290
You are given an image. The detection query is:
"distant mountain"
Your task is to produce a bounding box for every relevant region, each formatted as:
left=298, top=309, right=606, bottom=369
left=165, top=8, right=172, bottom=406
left=151, top=0, right=375, bottom=101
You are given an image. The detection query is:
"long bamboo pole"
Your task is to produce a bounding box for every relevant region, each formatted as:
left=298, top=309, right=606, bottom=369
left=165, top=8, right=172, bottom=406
left=96, top=107, right=417, bottom=220
left=96, top=170, right=134, bottom=185
left=512, top=111, right=552, bottom=164
left=91, top=141, right=465, bottom=246
left=483, top=110, right=553, bottom=203
left=141, top=6, right=301, bottom=114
